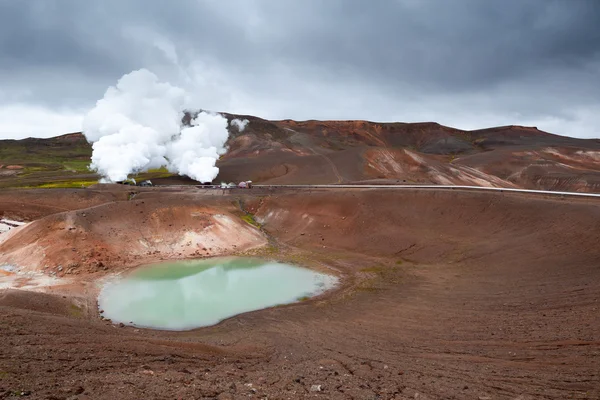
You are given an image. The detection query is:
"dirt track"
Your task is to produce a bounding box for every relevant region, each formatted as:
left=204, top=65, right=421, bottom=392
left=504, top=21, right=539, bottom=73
left=1, top=187, right=599, bottom=399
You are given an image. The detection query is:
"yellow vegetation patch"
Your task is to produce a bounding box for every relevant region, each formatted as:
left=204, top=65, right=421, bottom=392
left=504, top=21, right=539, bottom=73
left=32, top=180, right=98, bottom=188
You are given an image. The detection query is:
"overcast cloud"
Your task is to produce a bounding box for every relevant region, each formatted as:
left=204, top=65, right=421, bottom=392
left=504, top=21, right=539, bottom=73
left=0, top=0, right=599, bottom=139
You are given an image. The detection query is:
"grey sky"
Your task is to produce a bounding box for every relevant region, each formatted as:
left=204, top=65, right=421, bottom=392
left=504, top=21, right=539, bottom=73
left=1, top=0, right=599, bottom=139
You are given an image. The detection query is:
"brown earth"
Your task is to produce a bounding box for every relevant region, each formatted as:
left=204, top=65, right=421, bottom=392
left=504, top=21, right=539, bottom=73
left=0, top=188, right=131, bottom=222
left=2, top=115, right=600, bottom=192
left=1, top=186, right=599, bottom=399
left=214, top=115, right=600, bottom=192
left=0, top=194, right=266, bottom=275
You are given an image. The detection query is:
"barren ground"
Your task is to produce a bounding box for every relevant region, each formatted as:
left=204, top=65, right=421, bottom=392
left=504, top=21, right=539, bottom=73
left=3, top=118, right=600, bottom=193
left=0, top=186, right=599, bottom=399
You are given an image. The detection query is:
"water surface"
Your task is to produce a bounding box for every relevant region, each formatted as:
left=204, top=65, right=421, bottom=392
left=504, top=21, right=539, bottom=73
left=98, top=257, right=337, bottom=330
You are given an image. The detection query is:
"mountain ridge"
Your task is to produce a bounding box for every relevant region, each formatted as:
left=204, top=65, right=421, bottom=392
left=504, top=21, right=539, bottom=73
left=1, top=114, right=600, bottom=191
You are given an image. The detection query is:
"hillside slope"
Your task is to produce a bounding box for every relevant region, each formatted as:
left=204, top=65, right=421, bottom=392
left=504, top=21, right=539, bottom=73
left=216, top=114, right=600, bottom=192
left=1, top=114, right=600, bottom=192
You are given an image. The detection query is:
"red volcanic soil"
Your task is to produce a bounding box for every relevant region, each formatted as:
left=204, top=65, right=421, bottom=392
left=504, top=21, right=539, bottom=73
left=3, top=115, right=600, bottom=192
left=0, top=193, right=266, bottom=275
left=212, top=115, right=600, bottom=192
left=0, top=186, right=599, bottom=399
left=0, top=188, right=131, bottom=222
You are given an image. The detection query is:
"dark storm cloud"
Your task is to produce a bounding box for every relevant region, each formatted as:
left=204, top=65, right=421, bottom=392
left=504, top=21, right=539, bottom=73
left=0, top=0, right=599, bottom=138
left=241, top=0, right=600, bottom=92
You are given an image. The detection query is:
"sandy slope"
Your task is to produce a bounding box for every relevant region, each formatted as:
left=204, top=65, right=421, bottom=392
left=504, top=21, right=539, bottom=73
left=0, top=194, right=266, bottom=275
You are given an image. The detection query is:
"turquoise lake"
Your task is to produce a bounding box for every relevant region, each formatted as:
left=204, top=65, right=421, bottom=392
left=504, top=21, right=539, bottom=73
left=98, top=257, right=337, bottom=330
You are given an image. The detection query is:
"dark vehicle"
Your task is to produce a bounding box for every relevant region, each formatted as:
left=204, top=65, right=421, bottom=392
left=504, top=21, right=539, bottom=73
left=116, top=179, right=152, bottom=187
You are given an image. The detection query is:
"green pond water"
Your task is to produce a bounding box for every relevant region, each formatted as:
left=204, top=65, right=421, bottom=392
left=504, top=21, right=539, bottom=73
left=98, top=257, right=338, bottom=330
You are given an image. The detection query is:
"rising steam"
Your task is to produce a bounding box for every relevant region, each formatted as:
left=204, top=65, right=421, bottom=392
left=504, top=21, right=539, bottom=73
left=230, top=118, right=249, bottom=131
left=82, top=69, right=230, bottom=183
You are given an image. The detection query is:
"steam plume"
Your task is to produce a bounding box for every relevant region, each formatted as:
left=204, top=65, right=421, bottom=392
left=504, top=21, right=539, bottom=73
left=82, top=69, right=230, bottom=183
left=230, top=118, right=249, bottom=132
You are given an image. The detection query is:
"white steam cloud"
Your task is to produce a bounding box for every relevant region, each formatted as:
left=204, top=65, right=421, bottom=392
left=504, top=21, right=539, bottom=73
left=230, top=118, right=249, bottom=132
left=82, top=69, right=230, bottom=183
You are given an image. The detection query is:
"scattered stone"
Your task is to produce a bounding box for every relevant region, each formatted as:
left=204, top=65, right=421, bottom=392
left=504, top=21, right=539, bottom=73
left=310, top=384, right=322, bottom=392
left=57, top=266, right=63, bottom=272
left=118, top=323, right=125, bottom=328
